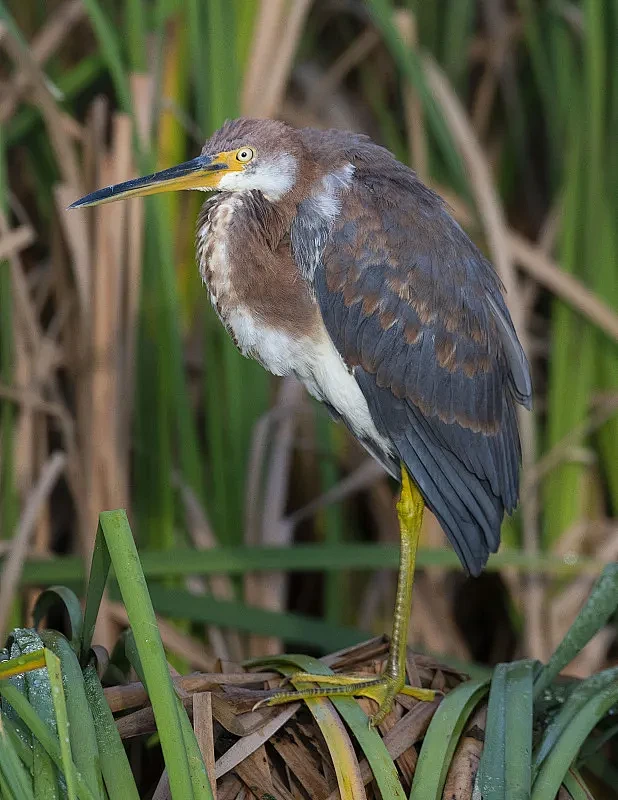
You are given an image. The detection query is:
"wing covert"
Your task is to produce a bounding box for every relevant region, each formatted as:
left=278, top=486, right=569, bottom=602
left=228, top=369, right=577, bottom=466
left=296, top=153, right=531, bottom=575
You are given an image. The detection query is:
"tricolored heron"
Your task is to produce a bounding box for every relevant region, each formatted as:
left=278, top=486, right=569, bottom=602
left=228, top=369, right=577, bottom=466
left=71, top=118, right=531, bottom=726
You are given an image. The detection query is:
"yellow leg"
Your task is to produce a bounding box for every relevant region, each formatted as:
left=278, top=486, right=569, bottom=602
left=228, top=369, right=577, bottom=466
left=254, top=466, right=435, bottom=727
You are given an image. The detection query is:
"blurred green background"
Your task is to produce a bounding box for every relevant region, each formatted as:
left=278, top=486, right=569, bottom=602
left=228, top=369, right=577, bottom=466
left=0, top=0, right=616, bottom=677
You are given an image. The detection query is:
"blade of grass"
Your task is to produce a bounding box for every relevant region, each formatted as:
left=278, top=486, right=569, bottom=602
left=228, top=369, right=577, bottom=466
left=474, top=665, right=506, bottom=798
left=124, top=631, right=213, bottom=799
left=82, top=663, right=140, bottom=800
left=80, top=521, right=112, bottom=662
left=441, top=0, right=475, bottom=93
left=366, top=0, right=467, bottom=193
left=39, top=633, right=101, bottom=798
left=125, top=0, right=147, bottom=71
left=504, top=661, right=535, bottom=798
left=534, top=564, right=618, bottom=699
left=32, top=587, right=83, bottom=653
left=0, top=650, right=46, bottom=681
left=95, top=510, right=200, bottom=799
left=0, top=126, right=18, bottom=590
left=0, top=713, right=34, bottom=800
left=533, top=667, right=618, bottom=775
left=0, top=671, right=96, bottom=799
left=10, top=543, right=612, bottom=587
left=9, top=632, right=57, bottom=800
left=531, top=680, right=618, bottom=800
left=44, top=649, right=78, bottom=800
left=410, top=679, right=489, bottom=799
left=543, top=119, right=595, bottom=547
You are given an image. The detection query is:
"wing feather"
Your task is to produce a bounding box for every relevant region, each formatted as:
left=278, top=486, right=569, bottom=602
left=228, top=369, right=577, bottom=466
left=295, top=137, right=531, bottom=575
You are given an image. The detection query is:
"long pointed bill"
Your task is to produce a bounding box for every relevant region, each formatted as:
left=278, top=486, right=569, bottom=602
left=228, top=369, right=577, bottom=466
left=69, top=154, right=230, bottom=209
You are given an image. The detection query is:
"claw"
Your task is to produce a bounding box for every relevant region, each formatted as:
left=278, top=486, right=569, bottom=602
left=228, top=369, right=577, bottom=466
left=251, top=671, right=436, bottom=727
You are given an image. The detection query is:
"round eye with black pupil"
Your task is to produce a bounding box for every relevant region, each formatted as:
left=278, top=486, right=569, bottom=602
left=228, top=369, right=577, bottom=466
left=236, top=147, right=255, bottom=163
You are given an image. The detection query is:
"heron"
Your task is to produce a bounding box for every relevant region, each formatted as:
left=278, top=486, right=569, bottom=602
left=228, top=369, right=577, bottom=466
left=71, top=118, right=532, bottom=726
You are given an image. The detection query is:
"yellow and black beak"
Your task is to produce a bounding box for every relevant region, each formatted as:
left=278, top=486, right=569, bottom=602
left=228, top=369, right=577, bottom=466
left=69, top=153, right=233, bottom=209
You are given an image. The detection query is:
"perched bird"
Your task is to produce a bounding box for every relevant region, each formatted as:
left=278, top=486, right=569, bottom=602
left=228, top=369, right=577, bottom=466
left=71, top=118, right=531, bottom=725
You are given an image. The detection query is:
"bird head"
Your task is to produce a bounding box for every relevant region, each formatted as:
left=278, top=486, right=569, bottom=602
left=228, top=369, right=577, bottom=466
left=69, top=118, right=308, bottom=209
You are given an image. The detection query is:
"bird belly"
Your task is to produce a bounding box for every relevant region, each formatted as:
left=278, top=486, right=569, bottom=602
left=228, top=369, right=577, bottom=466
left=225, top=307, right=393, bottom=457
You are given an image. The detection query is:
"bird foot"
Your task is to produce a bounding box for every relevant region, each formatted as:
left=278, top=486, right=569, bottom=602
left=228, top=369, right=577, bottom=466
left=252, top=671, right=436, bottom=727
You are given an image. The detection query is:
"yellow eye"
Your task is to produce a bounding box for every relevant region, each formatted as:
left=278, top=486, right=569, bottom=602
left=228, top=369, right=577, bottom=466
left=236, top=147, right=255, bottom=163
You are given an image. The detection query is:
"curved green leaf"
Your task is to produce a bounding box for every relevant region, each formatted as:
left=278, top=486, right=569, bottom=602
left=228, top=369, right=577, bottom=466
left=409, top=679, right=488, bottom=799
left=124, top=631, right=213, bottom=799
left=534, top=666, right=618, bottom=774
left=44, top=649, right=78, bottom=800
left=33, top=587, right=84, bottom=654
left=82, top=663, right=139, bottom=800
left=91, top=511, right=200, bottom=798
left=534, top=564, right=618, bottom=699
left=531, top=680, right=618, bottom=800
left=5, top=632, right=58, bottom=799
left=0, top=711, right=34, bottom=800
left=0, top=678, right=99, bottom=800
left=477, top=661, right=536, bottom=800
left=40, top=632, right=102, bottom=798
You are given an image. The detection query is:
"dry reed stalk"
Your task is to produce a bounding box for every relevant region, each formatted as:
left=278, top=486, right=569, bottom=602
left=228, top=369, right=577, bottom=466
left=0, top=0, right=84, bottom=123
left=395, top=11, right=429, bottom=181
left=193, top=692, right=218, bottom=798
left=242, top=0, right=312, bottom=119
left=246, top=378, right=303, bottom=657
left=176, top=476, right=243, bottom=662
left=0, top=451, right=66, bottom=640
left=0, top=24, right=80, bottom=190
left=242, top=0, right=289, bottom=116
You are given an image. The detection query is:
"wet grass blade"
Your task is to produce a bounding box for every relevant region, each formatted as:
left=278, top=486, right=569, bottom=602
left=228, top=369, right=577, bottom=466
left=95, top=510, right=205, bottom=798
left=534, top=564, right=618, bottom=699
left=0, top=658, right=146, bottom=800
left=9, top=633, right=58, bottom=799
left=44, top=649, right=78, bottom=800
left=82, top=663, right=140, bottom=800
left=13, top=543, right=609, bottom=588
left=476, top=661, right=536, bottom=799
left=533, top=667, right=618, bottom=776
left=531, top=681, right=618, bottom=800
left=124, top=631, right=213, bottom=799
left=40, top=633, right=101, bottom=798
left=0, top=651, right=46, bottom=681
left=0, top=712, right=34, bottom=800
left=250, top=653, right=407, bottom=800
left=504, top=661, right=535, bottom=798
left=32, top=588, right=84, bottom=654
left=410, top=679, right=489, bottom=799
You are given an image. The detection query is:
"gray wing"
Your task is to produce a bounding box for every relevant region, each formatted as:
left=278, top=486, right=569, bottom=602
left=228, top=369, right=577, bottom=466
left=294, top=134, right=531, bottom=575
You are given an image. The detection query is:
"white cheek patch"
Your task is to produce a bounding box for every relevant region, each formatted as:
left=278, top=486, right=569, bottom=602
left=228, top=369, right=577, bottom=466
left=216, top=154, right=298, bottom=200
